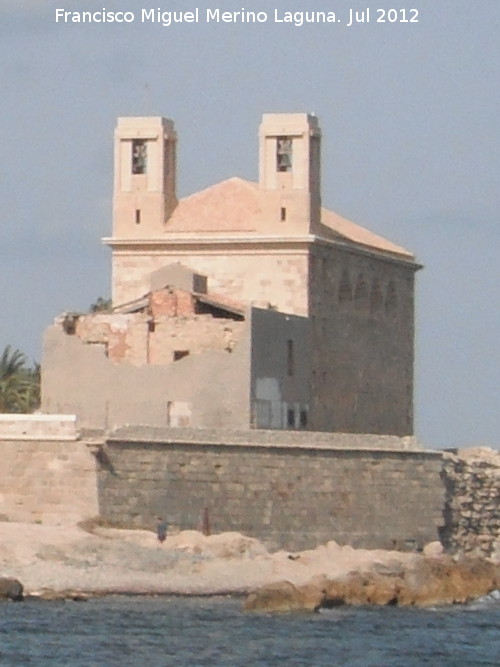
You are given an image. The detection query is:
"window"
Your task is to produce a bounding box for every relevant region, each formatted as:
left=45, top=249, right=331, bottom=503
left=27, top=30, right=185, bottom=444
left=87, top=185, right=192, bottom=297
left=276, top=136, right=293, bottom=172
left=131, top=139, right=147, bottom=174
left=135, top=209, right=141, bottom=224
left=385, top=280, right=398, bottom=314
left=370, top=278, right=383, bottom=313
left=173, top=350, right=189, bottom=361
left=354, top=275, right=368, bottom=309
left=299, top=409, right=308, bottom=429
left=287, top=339, right=294, bottom=376
left=287, top=407, right=295, bottom=428
left=338, top=270, right=352, bottom=303
left=280, top=207, right=287, bottom=221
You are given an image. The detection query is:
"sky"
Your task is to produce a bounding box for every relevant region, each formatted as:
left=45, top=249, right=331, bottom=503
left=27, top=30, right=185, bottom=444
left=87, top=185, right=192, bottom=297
left=0, top=0, right=499, bottom=449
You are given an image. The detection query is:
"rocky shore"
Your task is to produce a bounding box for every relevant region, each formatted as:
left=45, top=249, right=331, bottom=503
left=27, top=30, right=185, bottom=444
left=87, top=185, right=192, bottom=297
left=0, top=521, right=499, bottom=609
left=244, top=553, right=500, bottom=612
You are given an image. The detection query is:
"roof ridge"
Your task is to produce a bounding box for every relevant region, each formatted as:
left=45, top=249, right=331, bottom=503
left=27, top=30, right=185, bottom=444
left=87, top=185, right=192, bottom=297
left=179, top=176, right=257, bottom=203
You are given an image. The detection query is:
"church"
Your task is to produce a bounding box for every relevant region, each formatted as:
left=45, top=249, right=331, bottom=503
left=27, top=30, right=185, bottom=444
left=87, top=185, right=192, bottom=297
left=41, top=113, right=420, bottom=435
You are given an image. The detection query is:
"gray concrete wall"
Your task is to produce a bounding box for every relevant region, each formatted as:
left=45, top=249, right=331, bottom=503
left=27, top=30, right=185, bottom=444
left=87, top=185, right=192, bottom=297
left=97, top=431, right=445, bottom=551
left=309, top=244, right=417, bottom=435
left=250, top=308, right=311, bottom=429
left=41, top=323, right=251, bottom=431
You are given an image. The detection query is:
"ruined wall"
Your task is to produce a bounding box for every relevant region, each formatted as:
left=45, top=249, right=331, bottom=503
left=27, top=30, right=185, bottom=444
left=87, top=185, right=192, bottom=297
left=440, top=448, right=500, bottom=560
left=41, top=322, right=250, bottom=431
left=97, top=430, right=445, bottom=552
left=308, top=244, right=416, bottom=435
left=75, top=306, right=244, bottom=366
left=0, top=439, right=98, bottom=525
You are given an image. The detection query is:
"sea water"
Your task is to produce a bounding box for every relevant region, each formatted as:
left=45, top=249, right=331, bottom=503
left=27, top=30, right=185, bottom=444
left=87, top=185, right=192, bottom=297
left=0, top=595, right=499, bottom=666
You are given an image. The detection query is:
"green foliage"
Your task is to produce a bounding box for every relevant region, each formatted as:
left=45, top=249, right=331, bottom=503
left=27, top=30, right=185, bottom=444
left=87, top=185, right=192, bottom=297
left=0, top=345, right=40, bottom=413
left=89, top=297, right=112, bottom=313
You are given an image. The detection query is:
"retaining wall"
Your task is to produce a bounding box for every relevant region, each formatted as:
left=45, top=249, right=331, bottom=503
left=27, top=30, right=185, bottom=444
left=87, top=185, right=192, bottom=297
left=0, top=439, right=98, bottom=525
left=97, top=429, right=445, bottom=551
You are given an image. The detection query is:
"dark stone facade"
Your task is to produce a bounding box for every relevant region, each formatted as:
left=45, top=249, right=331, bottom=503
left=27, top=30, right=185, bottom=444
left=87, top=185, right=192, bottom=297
left=97, top=429, right=444, bottom=552
left=309, top=243, right=418, bottom=436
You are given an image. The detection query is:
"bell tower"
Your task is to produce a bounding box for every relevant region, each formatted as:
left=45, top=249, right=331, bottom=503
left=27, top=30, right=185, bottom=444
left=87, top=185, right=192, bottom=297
left=112, top=116, right=177, bottom=238
left=258, top=113, right=321, bottom=234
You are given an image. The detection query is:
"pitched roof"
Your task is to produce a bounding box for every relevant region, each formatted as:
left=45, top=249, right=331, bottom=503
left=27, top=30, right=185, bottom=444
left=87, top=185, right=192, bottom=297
left=166, top=177, right=260, bottom=233
left=165, top=177, right=414, bottom=260
left=319, top=208, right=414, bottom=258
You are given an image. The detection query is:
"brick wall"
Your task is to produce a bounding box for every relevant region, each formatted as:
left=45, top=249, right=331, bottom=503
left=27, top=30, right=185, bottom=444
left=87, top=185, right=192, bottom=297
left=74, top=310, right=245, bottom=366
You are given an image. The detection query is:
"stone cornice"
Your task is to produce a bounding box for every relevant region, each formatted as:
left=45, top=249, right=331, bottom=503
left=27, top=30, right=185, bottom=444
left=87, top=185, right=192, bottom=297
left=103, top=233, right=419, bottom=268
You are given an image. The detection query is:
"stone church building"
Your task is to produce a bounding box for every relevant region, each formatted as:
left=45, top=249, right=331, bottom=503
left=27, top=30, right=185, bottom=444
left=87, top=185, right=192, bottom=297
left=41, top=113, right=420, bottom=435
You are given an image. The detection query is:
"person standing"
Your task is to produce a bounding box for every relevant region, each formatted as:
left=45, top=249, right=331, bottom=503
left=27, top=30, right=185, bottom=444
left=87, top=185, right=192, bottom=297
left=156, top=517, right=168, bottom=544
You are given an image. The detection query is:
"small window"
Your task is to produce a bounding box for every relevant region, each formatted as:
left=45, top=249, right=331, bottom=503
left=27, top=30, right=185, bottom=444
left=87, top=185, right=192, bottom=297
left=276, top=136, right=293, bottom=172
left=131, top=139, right=147, bottom=174
left=338, top=269, right=352, bottom=303
left=299, top=409, right=308, bottom=429
left=148, top=319, right=155, bottom=332
left=287, top=339, right=294, bottom=376
left=280, top=207, right=287, bottom=221
left=173, top=350, right=189, bottom=361
left=385, top=281, right=398, bottom=314
left=135, top=209, right=141, bottom=224
left=287, top=407, right=295, bottom=428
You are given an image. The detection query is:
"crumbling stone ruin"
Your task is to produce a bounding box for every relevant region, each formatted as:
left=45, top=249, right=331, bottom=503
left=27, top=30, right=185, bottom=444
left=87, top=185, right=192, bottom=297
left=441, top=447, right=500, bottom=560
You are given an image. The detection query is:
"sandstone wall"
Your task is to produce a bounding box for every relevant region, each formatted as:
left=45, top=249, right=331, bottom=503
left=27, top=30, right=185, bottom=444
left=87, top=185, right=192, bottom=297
left=0, top=439, right=98, bottom=525
left=97, top=431, right=445, bottom=552
left=111, top=249, right=309, bottom=315
left=440, top=448, right=500, bottom=560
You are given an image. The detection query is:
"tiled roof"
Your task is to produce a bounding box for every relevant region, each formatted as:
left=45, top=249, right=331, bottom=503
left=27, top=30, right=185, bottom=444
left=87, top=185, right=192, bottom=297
left=165, top=177, right=414, bottom=259
left=166, top=177, right=259, bottom=232
left=319, top=209, right=414, bottom=258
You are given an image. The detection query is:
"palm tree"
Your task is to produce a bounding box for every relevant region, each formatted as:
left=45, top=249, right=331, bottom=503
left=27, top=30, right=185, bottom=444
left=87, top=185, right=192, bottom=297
left=0, top=345, right=40, bottom=413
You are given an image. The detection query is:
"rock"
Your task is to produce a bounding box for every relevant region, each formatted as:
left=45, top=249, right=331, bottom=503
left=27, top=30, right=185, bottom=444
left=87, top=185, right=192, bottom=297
left=244, top=579, right=325, bottom=613
left=398, top=556, right=499, bottom=606
left=169, top=530, right=268, bottom=559
left=323, top=572, right=402, bottom=607
left=0, top=577, right=23, bottom=601
left=423, top=541, right=444, bottom=557
left=244, top=555, right=500, bottom=612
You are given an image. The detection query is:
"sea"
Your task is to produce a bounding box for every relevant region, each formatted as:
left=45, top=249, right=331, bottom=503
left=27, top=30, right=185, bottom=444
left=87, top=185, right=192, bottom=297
left=0, top=595, right=499, bottom=666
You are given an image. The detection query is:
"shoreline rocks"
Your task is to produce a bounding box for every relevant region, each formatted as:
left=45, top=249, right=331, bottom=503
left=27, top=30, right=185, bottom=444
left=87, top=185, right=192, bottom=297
left=244, top=555, right=500, bottom=612
left=1, top=521, right=499, bottom=608
left=0, top=577, right=23, bottom=601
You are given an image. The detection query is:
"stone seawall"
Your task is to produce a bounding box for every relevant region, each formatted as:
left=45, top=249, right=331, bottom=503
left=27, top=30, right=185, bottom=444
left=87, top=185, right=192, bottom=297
left=1, top=428, right=497, bottom=557
left=97, top=429, right=445, bottom=551
left=0, top=439, right=98, bottom=525
left=440, top=448, right=500, bottom=560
